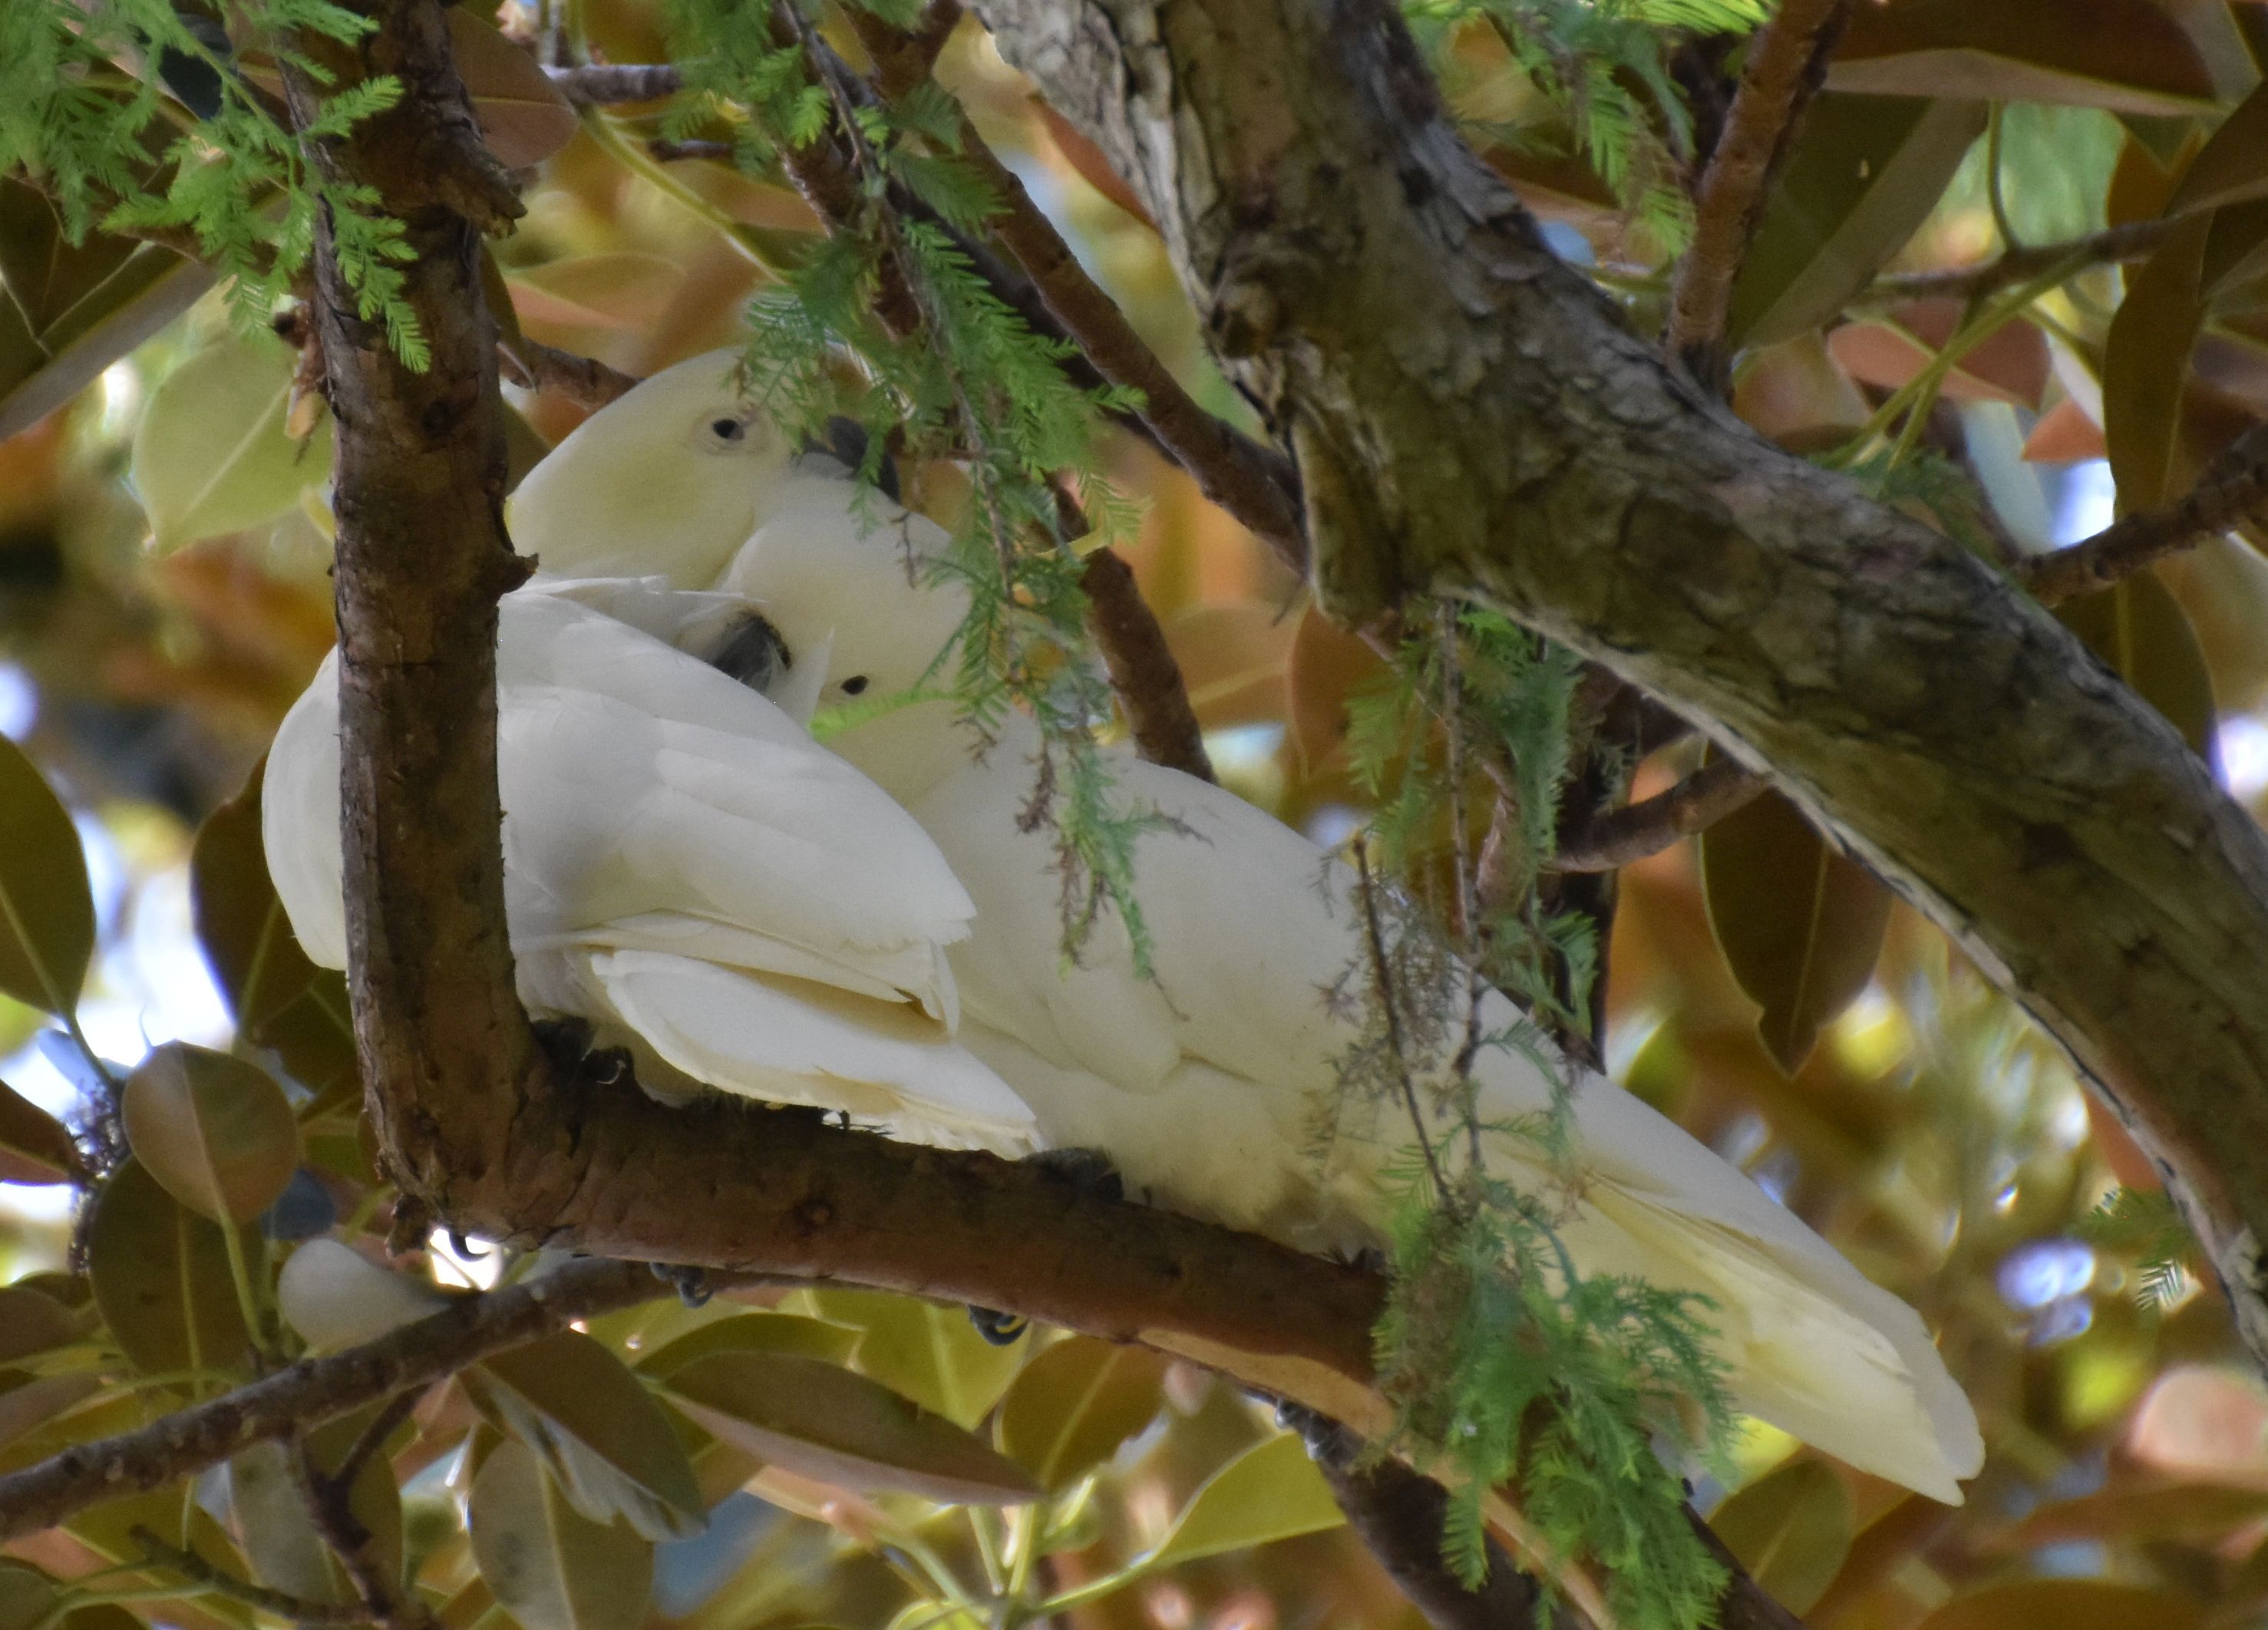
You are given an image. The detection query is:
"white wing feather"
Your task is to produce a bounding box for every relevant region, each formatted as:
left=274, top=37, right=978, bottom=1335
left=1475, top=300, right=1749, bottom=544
left=262, top=587, right=1036, bottom=1155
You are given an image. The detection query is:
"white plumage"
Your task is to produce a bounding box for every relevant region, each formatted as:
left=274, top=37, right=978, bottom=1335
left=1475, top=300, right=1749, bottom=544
left=272, top=349, right=1983, bottom=1504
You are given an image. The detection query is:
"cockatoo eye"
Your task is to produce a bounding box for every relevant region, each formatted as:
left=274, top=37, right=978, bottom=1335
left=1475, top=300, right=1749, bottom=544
left=840, top=675, right=869, bottom=695
left=696, top=412, right=757, bottom=453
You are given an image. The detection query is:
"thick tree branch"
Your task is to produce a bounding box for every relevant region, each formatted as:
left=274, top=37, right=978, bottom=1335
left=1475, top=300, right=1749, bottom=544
left=0, top=1259, right=658, bottom=1542
left=1553, top=757, right=1765, bottom=873
left=975, top=0, right=2268, bottom=1364
left=2020, top=419, right=2268, bottom=606
left=1666, top=0, right=1851, bottom=384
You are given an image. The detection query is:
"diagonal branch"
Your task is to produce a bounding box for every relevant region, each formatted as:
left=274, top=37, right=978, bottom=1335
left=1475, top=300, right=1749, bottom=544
left=2020, top=419, right=2268, bottom=606
left=1666, top=0, right=1853, bottom=384
left=1871, top=219, right=2174, bottom=305
left=1553, top=756, right=1765, bottom=873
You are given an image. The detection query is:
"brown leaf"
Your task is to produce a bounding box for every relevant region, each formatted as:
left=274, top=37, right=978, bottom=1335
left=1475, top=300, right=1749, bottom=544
left=1285, top=605, right=1385, bottom=776
left=1699, top=774, right=1893, bottom=1074
left=0, top=1077, right=78, bottom=1183
left=1032, top=98, right=1156, bottom=229
left=1827, top=300, right=2048, bottom=408
left=192, top=758, right=358, bottom=1097
left=0, top=732, right=93, bottom=1017
left=2022, top=397, right=2108, bottom=462
left=1731, top=333, right=1871, bottom=446
left=1917, top=1581, right=2204, bottom=1630
left=1728, top=95, right=1988, bottom=350
left=2168, top=79, right=2268, bottom=214
left=998, top=1338, right=1170, bottom=1494
left=1708, top=1459, right=1854, bottom=1616
left=507, top=254, right=685, bottom=332
left=1831, top=0, right=2216, bottom=114
left=84, top=1158, right=251, bottom=1381
left=2055, top=570, right=2217, bottom=757
left=121, top=1042, right=302, bottom=1224
left=447, top=9, right=579, bottom=169
left=1164, top=602, right=1299, bottom=731
left=660, top=1350, right=1042, bottom=1506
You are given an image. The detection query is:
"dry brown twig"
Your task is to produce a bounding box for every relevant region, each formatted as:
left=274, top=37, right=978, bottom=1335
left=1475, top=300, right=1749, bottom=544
left=2021, top=419, right=2268, bottom=606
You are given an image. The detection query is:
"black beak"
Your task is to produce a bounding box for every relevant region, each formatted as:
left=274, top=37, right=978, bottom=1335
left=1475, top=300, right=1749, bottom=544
left=707, top=612, right=794, bottom=694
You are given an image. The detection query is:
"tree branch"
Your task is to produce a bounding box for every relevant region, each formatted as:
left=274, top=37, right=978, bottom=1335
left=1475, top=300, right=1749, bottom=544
left=2019, top=419, right=2268, bottom=606
left=544, top=62, right=683, bottom=105
left=1870, top=219, right=2174, bottom=304
left=1666, top=0, right=1851, bottom=384
left=1552, top=756, right=1765, bottom=873
left=974, top=0, right=2268, bottom=1367
left=1081, top=533, right=1217, bottom=780
left=0, top=1259, right=657, bottom=1543
left=496, top=338, right=639, bottom=409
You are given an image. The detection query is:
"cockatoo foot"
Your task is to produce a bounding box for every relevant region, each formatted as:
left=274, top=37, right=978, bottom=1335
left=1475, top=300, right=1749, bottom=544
left=532, top=1016, right=635, bottom=1091
left=1022, top=1146, right=1124, bottom=1200
left=648, top=1262, right=715, bottom=1308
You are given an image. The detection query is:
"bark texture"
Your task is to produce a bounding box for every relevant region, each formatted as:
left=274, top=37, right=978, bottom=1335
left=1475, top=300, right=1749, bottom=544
left=974, top=0, right=2268, bottom=1356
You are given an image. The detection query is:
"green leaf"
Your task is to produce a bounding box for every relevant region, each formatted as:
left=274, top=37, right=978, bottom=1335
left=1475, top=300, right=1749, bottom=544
left=659, top=1350, right=1042, bottom=1506
left=84, top=1158, right=251, bottom=1381
left=997, top=1338, right=1169, bottom=1494
left=1829, top=0, right=2217, bottom=114
left=0, top=1562, right=152, bottom=1630
left=0, top=732, right=94, bottom=1018
left=1728, top=96, right=1988, bottom=351
left=0, top=178, right=214, bottom=444
left=122, top=1042, right=302, bottom=1224
left=472, top=1329, right=707, bottom=1541
left=801, top=1287, right=1025, bottom=1430
left=130, top=330, right=332, bottom=552
left=471, top=1440, right=653, bottom=1630
left=2104, top=213, right=2212, bottom=510
left=191, top=757, right=358, bottom=1099
left=2055, top=572, right=2217, bottom=757
left=1708, top=1460, right=1853, bottom=1616
left=1699, top=774, right=1893, bottom=1074
left=0, top=1285, right=80, bottom=1364
left=1148, top=1432, right=1344, bottom=1569
left=635, top=1312, right=860, bottom=1379
left=2167, top=80, right=2268, bottom=215
left=0, top=1077, right=80, bottom=1183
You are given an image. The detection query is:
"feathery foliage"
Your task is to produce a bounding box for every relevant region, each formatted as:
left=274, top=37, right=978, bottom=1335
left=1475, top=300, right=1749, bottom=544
left=2080, top=1186, right=2199, bottom=1312
left=0, top=0, right=426, bottom=365
left=1405, top=0, right=1766, bottom=250
left=1334, top=605, right=1733, bottom=1628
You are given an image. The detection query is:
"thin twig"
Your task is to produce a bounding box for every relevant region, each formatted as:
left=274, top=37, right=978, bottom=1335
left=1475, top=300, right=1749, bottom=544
left=1872, top=218, right=2173, bottom=304
left=1354, top=837, right=1453, bottom=1203
left=291, top=1418, right=431, bottom=1630
left=1080, top=543, right=1217, bottom=781
left=127, top=1526, right=372, bottom=1627
left=1666, top=0, right=1852, bottom=384
left=1551, top=756, right=1765, bottom=873
left=545, top=62, right=683, bottom=105
left=0, top=1259, right=662, bottom=1543
left=496, top=338, right=639, bottom=409
left=2021, top=418, right=2268, bottom=606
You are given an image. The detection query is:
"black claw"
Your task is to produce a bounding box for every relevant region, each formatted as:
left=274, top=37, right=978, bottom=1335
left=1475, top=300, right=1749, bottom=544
left=966, top=1305, right=1029, bottom=1346
left=1024, top=1147, right=1124, bottom=1202
left=648, top=1262, right=714, bottom=1308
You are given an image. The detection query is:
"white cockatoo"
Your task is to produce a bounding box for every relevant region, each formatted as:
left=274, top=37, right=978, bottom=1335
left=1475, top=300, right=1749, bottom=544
left=480, top=350, right=1985, bottom=1503
left=264, top=576, right=1038, bottom=1155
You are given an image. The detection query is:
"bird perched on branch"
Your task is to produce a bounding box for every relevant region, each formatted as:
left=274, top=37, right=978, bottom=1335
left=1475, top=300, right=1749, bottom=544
left=269, top=350, right=1982, bottom=1506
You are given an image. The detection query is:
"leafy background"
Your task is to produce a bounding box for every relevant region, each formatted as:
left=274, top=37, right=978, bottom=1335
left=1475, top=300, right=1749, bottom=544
left=8, top=1, right=2268, bottom=1628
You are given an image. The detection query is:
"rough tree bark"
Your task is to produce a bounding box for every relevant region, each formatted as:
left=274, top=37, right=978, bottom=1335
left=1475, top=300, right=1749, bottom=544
left=971, top=0, right=2268, bottom=1358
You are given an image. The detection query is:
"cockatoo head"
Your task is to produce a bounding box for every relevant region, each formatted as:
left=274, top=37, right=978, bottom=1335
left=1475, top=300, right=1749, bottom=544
left=508, top=350, right=794, bottom=586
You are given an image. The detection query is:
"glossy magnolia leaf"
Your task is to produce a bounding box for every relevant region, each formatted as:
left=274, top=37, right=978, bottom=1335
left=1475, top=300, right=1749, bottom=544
left=1285, top=605, right=1386, bottom=777
left=229, top=1430, right=403, bottom=1609
left=636, top=1312, right=860, bottom=1379
left=2167, top=81, right=2268, bottom=215
left=2204, top=197, right=2268, bottom=302
left=1708, top=1459, right=1852, bottom=1615
left=0, top=1285, right=79, bottom=1363
left=0, top=733, right=93, bottom=1018
left=661, top=1350, right=1042, bottom=1506
left=1699, top=774, right=1893, bottom=1075
left=1730, top=333, right=1871, bottom=446
left=191, top=758, right=358, bottom=1097
left=802, top=1288, right=1024, bottom=1430
left=2015, top=1479, right=2268, bottom=1546
left=471, top=1440, right=654, bottom=1630
left=507, top=254, right=686, bottom=332
left=448, top=8, right=578, bottom=168
left=473, top=1328, right=707, bottom=1540
left=2055, top=572, right=2217, bottom=757
left=2024, top=397, right=2109, bottom=462
left=1830, top=0, right=2215, bottom=114
left=2105, top=213, right=2212, bottom=510
left=0, top=1077, right=78, bottom=1183
left=1827, top=300, right=2048, bottom=408
left=84, top=1158, right=251, bottom=1381
left=122, top=1043, right=301, bottom=1224
left=0, top=1564, right=136, bottom=1630
left=129, top=330, right=332, bottom=552
left=1164, top=603, right=1299, bottom=731
left=0, top=179, right=213, bottom=444
left=0, top=1371, right=100, bottom=1459
left=278, top=1239, right=454, bottom=1351
left=1728, top=96, right=1988, bottom=351
left=998, top=1338, right=1170, bottom=1494
left=1917, top=1580, right=2205, bottom=1630
left=1149, top=1432, right=1345, bottom=1569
